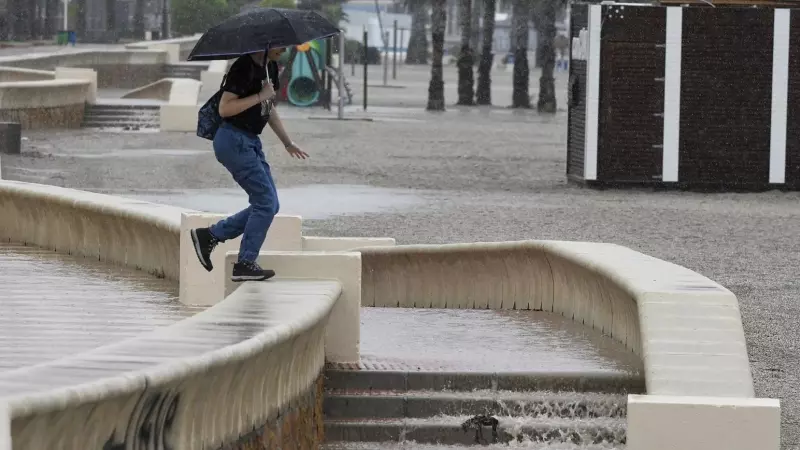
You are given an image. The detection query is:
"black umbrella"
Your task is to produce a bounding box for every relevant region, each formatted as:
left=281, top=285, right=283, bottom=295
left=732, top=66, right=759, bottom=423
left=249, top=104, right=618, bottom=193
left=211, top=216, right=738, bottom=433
left=187, top=7, right=341, bottom=61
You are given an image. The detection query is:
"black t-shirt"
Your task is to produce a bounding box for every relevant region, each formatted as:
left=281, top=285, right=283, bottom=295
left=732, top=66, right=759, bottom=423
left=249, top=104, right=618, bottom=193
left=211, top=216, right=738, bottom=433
left=221, top=56, right=280, bottom=135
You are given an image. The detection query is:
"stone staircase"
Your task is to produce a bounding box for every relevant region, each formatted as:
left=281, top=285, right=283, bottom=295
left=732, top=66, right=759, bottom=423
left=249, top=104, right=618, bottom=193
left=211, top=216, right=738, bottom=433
left=163, top=62, right=208, bottom=80
left=82, top=104, right=160, bottom=130
left=322, top=367, right=639, bottom=449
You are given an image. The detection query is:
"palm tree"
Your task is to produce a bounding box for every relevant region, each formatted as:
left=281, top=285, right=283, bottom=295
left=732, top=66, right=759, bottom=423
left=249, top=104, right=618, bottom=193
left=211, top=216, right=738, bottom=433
left=75, top=0, right=87, bottom=38
left=133, top=0, right=146, bottom=39
left=475, top=0, right=495, bottom=105
left=536, top=0, right=557, bottom=113
left=45, top=0, right=59, bottom=35
left=510, top=0, right=531, bottom=108
left=406, top=0, right=429, bottom=64
left=456, top=0, right=474, bottom=105
left=427, top=0, right=446, bottom=110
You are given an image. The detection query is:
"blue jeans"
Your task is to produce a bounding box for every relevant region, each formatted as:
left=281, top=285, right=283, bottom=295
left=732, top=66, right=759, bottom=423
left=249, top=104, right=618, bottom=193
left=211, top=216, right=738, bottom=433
left=209, top=123, right=280, bottom=262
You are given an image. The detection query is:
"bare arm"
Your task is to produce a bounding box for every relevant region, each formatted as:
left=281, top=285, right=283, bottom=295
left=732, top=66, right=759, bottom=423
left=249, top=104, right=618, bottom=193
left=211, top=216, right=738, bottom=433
left=218, top=91, right=262, bottom=118
left=268, top=106, right=309, bottom=159
left=267, top=106, right=293, bottom=147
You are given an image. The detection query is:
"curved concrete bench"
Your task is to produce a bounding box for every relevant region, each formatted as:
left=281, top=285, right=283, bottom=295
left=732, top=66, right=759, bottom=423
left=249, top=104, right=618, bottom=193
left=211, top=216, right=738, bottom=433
left=359, top=241, right=751, bottom=398
left=0, top=180, right=360, bottom=449
left=0, top=50, right=169, bottom=89
left=0, top=79, right=92, bottom=129
left=358, top=242, right=781, bottom=449
left=0, top=67, right=54, bottom=82
left=1, top=280, right=339, bottom=449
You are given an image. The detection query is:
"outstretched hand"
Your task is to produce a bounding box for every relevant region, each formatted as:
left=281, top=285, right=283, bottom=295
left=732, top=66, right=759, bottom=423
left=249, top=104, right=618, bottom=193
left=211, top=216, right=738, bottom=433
left=286, top=142, right=309, bottom=160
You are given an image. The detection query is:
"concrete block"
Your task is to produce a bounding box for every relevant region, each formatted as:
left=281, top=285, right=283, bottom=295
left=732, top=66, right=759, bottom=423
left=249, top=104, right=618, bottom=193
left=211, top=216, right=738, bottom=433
left=179, top=212, right=302, bottom=306
left=0, top=401, right=9, bottom=450
left=55, top=66, right=98, bottom=104
left=627, top=394, right=781, bottom=450
left=168, top=78, right=201, bottom=105
left=200, top=69, right=226, bottom=103
left=160, top=104, right=199, bottom=132
left=301, top=236, right=396, bottom=252
left=224, top=251, right=361, bottom=363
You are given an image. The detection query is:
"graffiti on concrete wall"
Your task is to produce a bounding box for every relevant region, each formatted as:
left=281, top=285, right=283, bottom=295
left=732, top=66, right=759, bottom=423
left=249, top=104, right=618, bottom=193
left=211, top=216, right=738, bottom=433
left=103, top=389, right=181, bottom=450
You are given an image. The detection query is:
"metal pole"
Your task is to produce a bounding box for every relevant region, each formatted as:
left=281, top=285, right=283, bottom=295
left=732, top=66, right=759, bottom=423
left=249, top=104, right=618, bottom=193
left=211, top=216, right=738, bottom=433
left=64, top=0, right=69, bottom=30
left=382, top=31, right=389, bottom=86
left=363, top=28, right=368, bottom=111
left=337, top=31, right=345, bottom=120
left=392, top=20, right=398, bottom=80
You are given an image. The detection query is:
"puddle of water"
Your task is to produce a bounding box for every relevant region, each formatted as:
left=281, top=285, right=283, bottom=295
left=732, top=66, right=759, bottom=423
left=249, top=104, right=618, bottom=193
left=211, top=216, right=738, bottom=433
left=123, top=184, right=426, bottom=220
left=49, top=149, right=206, bottom=158
left=359, top=308, right=643, bottom=374
left=0, top=243, right=204, bottom=372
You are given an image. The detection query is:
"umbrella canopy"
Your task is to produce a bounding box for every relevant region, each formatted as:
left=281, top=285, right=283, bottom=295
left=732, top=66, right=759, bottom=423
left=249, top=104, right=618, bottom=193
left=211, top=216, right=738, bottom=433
left=187, top=7, right=341, bottom=61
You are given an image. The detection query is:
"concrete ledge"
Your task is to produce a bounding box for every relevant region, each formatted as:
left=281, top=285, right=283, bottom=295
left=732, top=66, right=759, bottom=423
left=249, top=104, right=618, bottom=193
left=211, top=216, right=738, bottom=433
left=358, top=241, right=752, bottom=398
left=225, top=251, right=362, bottom=363
left=627, top=394, right=781, bottom=450
left=0, top=180, right=187, bottom=280
left=302, top=236, right=396, bottom=251
left=180, top=212, right=303, bottom=305
left=0, top=66, right=54, bottom=82
left=0, top=79, right=91, bottom=129
left=55, top=67, right=97, bottom=104
left=1, top=280, right=338, bottom=449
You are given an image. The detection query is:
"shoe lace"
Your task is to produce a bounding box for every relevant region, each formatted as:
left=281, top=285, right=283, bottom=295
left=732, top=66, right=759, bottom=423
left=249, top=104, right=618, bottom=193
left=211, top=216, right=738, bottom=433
left=243, top=260, right=262, bottom=271
left=205, top=234, right=219, bottom=252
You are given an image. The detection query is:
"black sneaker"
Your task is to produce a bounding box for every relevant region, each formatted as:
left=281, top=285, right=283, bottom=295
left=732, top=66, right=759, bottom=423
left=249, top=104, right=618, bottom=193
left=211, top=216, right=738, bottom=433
left=232, top=260, right=275, bottom=282
left=190, top=227, right=219, bottom=272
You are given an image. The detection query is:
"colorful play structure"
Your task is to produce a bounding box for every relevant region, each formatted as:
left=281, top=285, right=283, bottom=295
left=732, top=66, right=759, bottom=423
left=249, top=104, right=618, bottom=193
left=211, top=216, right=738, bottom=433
left=277, top=39, right=353, bottom=108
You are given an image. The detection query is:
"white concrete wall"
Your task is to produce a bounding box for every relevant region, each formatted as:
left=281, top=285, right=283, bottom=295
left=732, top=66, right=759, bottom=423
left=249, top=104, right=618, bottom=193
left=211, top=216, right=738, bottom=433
left=3, top=279, right=338, bottom=450
left=225, top=251, right=362, bottom=363
left=180, top=213, right=303, bottom=306
left=627, top=395, right=781, bottom=450
left=160, top=78, right=203, bottom=132
left=0, top=79, right=91, bottom=109
left=54, top=67, right=98, bottom=104
left=199, top=60, right=230, bottom=103
left=0, top=180, right=185, bottom=280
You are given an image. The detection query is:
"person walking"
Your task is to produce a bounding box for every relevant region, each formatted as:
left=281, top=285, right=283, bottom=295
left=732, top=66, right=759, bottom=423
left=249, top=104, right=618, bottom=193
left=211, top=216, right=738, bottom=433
left=190, top=46, right=309, bottom=282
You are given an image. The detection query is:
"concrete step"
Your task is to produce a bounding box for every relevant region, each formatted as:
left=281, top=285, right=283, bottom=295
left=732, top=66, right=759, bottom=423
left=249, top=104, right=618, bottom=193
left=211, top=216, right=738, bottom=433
left=163, top=64, right=204, bottom=80
left=321, top=443, right=624, bottom=449
left=323, top=368, right=645, bottom=395
left=87, top=104, right=161, bottom=111
left=324, top=416, right=626, bottom=446
left=324, top=390, right=627, bottom=420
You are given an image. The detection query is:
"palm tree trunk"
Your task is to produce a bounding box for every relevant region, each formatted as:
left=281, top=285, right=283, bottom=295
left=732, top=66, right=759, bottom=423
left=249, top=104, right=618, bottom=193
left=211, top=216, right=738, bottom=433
left=475, top=0, right=495, bottom=105
left=45, top=0, right=59, bottom=36
left=74, top=0, right=86, bottom=38
left=105, top=0, right=117, bottom=42
left=511, top=0, right=530, bottom=108
left=427, top=0, right=446, bottom=110
left=406, top=0, right=429, bottom=65
left=537, top=0, right=556, bottom=113
left=133, top=0, right=146, bottom=39
left=456, top=0, right=474, bottom=105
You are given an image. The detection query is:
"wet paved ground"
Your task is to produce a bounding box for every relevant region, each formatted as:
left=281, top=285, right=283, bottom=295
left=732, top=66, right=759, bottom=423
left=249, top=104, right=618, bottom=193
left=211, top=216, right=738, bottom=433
left=0, top=242, right=204, bottom=372
left=357, top=308, right=642, bottom=374
left=3, top=62, right=799, bottom=446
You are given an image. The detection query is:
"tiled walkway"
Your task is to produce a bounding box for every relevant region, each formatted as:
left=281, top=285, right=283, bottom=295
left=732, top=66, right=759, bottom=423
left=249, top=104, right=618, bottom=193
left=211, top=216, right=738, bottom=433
left=0, top=242, right=205, bottom=372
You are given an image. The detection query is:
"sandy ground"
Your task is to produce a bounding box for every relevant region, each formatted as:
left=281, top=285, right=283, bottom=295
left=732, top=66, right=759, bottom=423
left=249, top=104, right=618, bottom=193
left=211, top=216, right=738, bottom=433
left=1, top=63, right=798, bottom=447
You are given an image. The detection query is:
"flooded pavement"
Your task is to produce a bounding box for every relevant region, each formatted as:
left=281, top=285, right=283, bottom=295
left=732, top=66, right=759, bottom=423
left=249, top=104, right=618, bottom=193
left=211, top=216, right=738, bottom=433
left=121, top=184, right=429, bottom=220
left=0, top=242, right=205, bottom=372
left=358, top=308, right=642, bottom=374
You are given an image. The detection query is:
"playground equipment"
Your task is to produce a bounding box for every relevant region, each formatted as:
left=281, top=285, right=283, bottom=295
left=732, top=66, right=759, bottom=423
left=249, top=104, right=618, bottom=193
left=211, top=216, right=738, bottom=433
left=278, top=39, right=353, bottom=108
